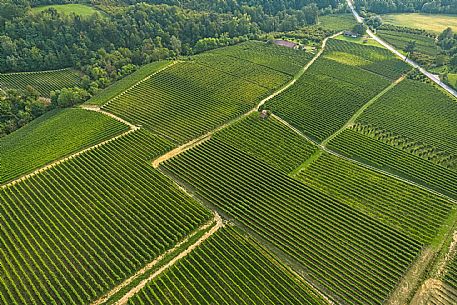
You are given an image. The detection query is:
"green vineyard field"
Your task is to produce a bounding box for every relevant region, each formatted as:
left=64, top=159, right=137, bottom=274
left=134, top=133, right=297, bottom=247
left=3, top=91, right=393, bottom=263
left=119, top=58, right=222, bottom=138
left=0, top=129, right=211, bottom=305
left=128, top=227, right=325, bottom=305
left=0, top=69, right=81, bottom=97
left=377, top=29, right=438, bottom=56
left=357, top=79, right=457, bottom=160
left=0, top=108, right=128, bottom=184
left=163, top=138, right=422, bottom=305
left=214, top=113, right=317, bottom=173
left=328, top=128, right=457, bottom=199
left=295, top=151, right=455, bottom=244
left=86, top=61, right=172, bottom=106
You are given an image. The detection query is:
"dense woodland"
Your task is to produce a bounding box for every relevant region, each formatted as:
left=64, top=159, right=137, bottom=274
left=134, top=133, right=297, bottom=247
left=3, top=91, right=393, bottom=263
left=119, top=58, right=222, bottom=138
left=355, top=0, right=457, bottom=14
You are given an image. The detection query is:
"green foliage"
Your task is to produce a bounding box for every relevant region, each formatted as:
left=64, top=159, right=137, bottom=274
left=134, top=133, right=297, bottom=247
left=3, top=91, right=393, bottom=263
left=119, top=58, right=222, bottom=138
left=318, top=13, right=357, bottom=31
left=214, top=113, right=317, bottom=173
left=0, top=108, right=128, bottom=183
left=51, top=87, right=90, bottom=108
left=163, top=138, right=422, bottom=305
left=104, top=42, right=311, bottom=143
left=86, top=61, right=171, bottom=106
left=127, top=227, right=325, bottom=305
left=358, top=79, right=457, bottom=157
left=296, top=151, right=455, bottom=243
left=0, top=69, right=81, bottom=97
left=377, top=27, right=438, bottom=57
left=264, top=39, right=407, bottom=142
left=31, top=4, right=101, bottom=17
left=0, top=129, right=211, bottom=305
left=329, top=128, right=457, bottom=199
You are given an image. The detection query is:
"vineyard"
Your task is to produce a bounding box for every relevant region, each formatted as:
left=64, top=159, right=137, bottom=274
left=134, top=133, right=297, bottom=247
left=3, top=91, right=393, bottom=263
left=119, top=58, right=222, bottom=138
left=328, top=128, right=457, bottom=199
left=86, top=61, right=172, bottom=106
left=127, top=227, right=325, bottom=305
left=213, top=113, right=317, bottom=173
left=162, top=138, right=422, bottom=305
left=0, top=129, right=211, bottom=305
left=357, top=79, right=457, bottom=159
left=377, top=28, right=438, bottom=56
left=295, top=151, right=455, bottom=244
left=0, top=108, right=128, bottom=184
left=443, top=253, right=457, bottom=298
left=0, top=69, right=81, bottom=97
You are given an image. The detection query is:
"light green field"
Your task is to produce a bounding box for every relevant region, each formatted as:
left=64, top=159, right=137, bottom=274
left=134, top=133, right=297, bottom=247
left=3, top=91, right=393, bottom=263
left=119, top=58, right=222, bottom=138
left=335, top=34, right=385, bottom=48
left=319, top=14, right=357, bottom=31
left=382, top=13, right=457, bottom=33
left=447, top=73, right=457, bottom=89
left=31, top=4, right=100, bottom=17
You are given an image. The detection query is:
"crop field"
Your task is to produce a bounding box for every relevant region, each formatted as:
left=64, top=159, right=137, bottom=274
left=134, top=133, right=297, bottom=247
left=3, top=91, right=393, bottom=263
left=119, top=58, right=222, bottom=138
left=0, top=108, right=128, bottom=184
left=318, top=14, right=357, bottom=31
left=377, top=29, right=438, bottom=56
left=163, top=138, right=422, bottom=305
left=208, top=41, right=314, bottom=76
left=0, top=129, right=211, bottom=305
left=381, top=13, right=457, bottom=33
left=357, top=79, right=457, bottom=161
left=295, top=151, right=455, bottom=244
left=213, top=113, right=317, bottom=173
left=328, top=128, right=457, bottom=199
left=127, top=227, right=325, bottom=305
left=0, top=69, right=81, bottom=97
left=31, top=4, right=101, bottom=17
left=443, top=254, right=457, bottom=295
left=86, top=61, right=172, bottom=106
left=263, top=39, right=408, bottom=142
left=103, top=43, right=310, bottom=143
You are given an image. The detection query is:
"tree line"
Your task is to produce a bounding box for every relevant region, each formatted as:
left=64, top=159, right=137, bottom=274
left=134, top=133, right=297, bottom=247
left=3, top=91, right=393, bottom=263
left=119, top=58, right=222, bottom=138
left=355, top=0, right=457, bottom=14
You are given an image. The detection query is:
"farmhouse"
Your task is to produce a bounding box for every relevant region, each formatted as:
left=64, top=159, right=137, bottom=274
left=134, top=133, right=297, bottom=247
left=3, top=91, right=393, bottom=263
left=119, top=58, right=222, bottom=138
left=272, top=39, right=298, bottom=49
left=344, top=31, right=359, bottom=38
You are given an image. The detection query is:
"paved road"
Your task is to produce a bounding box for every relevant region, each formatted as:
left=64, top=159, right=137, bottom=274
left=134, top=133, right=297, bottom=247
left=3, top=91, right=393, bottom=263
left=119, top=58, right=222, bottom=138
left=346, top=0, right=457, bottom=98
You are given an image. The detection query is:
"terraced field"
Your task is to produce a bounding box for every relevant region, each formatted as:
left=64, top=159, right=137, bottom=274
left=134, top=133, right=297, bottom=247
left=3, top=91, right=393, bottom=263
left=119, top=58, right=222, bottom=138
left=86, top=61, right=172, bottom=106
left=214, top=113, right=316, bottom=173
left=0, top=108, right=128, bottom=184
left=295, top=151, right=455, bottom=244
left=127, top=227, right=325, bottom=305
left=357, top=79, right=457, bottom=164
left=162, top=138, right=422, bottom=305
left=0, top=129, right=211, bottom=305
left=328, top=128, right=457, bottom=199
left=0, top=69, right=81, bottom=97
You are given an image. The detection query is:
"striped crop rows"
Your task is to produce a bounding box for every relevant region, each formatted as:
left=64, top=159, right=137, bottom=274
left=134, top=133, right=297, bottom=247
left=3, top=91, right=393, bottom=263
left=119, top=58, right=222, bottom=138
left=128, top=227, right=325, bottom=305
left=103, top=61, right=270, bottom=144
left=163, top=138, right=422, bottom=304
left=214, top=113, right=317, bottom=173
left=358, top=79, right=457, bottom=158
left=0, top=129, right=211, bottom=305
left=0, top=69, right=81, bottom=97
left=1, top=108, right=129, bottom=183
left=296, top=151, right=454, bottom=244
left=328, top=128, right=457, bottom=199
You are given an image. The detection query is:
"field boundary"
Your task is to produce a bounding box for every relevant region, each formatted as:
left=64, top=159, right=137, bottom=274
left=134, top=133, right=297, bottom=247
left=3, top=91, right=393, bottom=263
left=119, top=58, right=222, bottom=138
left=320, top=75, right=405, bottom=147
left=113, top=212, right=224, bottom=305
left=0, top=67, right=73, bottom=76
left=151, top=33, right=341, bottom=168
left=1, top=107, right=137, bottom=189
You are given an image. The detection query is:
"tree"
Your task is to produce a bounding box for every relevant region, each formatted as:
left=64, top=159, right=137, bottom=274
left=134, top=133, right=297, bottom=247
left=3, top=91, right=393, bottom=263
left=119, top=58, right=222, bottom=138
left=366, top=15, right=383, bottom=29
left=353, top=23, right=368, bottom=36
left=170, top=35, right=182, bottom=57
left=404, top=40, right=417, bottom=59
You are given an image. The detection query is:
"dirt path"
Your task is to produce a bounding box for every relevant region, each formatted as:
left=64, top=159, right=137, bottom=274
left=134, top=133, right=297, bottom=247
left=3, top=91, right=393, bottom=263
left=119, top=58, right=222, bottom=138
left=113, top=212, right=224, bottom=305
left=320, top=75, right=405, bottom=147
left=91, top=213, right=222, bottom=305
left=80, top=105, right=139, bottom=130
left=152, top=34, right=340, bottom=168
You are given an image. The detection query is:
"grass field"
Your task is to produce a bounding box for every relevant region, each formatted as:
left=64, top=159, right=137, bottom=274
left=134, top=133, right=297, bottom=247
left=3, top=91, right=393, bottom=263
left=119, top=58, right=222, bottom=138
left=0, top=129, right=211, bottom=305
left=318, top=14, right=357, bottom=31
left=0, top=108, right=128, bottom=184
left=382, top=13, right=457, bottom=33
left=335, top=34, right=384, bottom=48
left=0, top=69, right=81, bottom=97
left=31, top=4, right=101, bottom=17
left=86, top=61, right=172, bottom=106
left=127, top=227, right=325, bottom=305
